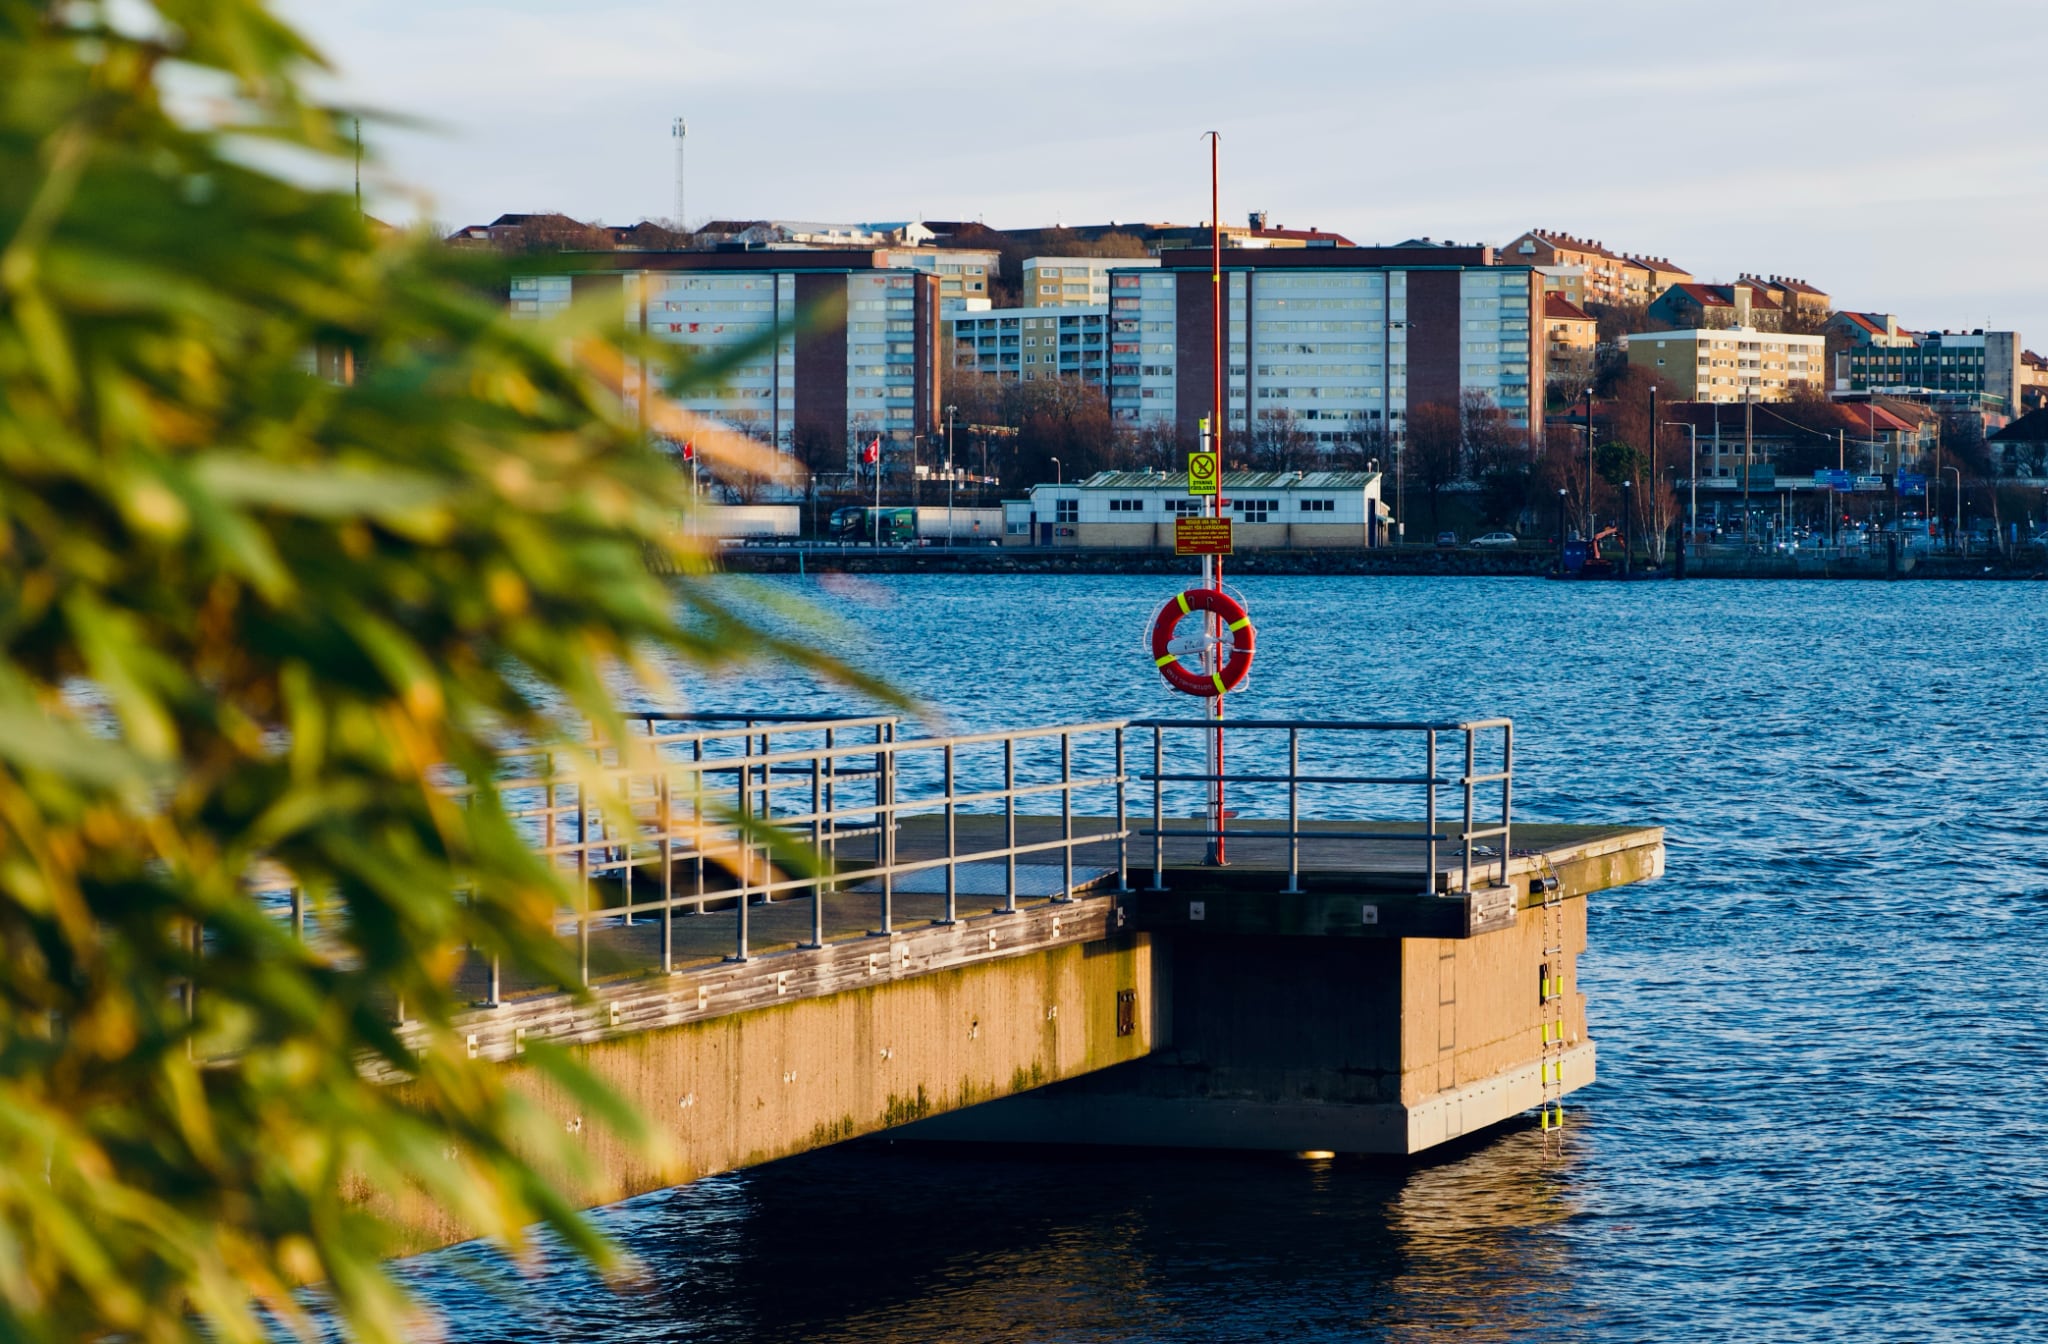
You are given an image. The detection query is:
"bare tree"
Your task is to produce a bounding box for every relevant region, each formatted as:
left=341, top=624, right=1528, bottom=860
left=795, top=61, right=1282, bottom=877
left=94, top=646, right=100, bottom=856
left=1250, top=408, right=1317, bottom=472
left=1461, top=390, right=1530, bottom=528
left=1405, top=401, right=1463, bottom=532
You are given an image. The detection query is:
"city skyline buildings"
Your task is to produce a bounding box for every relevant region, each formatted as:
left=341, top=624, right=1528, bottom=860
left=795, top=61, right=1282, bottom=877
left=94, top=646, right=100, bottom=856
left=287, top=0, right=2048, bottom=350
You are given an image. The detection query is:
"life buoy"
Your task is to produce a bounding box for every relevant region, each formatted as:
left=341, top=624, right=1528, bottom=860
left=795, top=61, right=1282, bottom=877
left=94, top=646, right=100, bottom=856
left=1149, top=588, right=1255, bottom=697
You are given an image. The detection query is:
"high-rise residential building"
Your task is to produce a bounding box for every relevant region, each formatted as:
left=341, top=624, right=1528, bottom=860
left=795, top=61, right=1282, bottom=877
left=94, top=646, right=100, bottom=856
left=950, top=307, right=1110, bottom=385
left=1837, top=329, right=2023, bottom=414
left=1021, top=256, right=1158, bottom=308
left=873, top=247, right=999, bottom=314
left=1105, top=245, right=1544, bottom=446
left=1620, top=327, right=1826, bottom=402
left=509, top=250, right=942, bottom=463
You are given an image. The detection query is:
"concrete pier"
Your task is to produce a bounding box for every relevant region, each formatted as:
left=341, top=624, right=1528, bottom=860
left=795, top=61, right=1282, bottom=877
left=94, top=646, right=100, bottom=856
left=908, top=823, right=1657, bottom=1154
left=368, top=715, right=1664, bottom=1247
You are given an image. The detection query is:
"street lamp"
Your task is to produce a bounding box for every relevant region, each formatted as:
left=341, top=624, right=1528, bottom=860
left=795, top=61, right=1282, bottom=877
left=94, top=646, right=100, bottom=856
left=945, top=403, right=958, bottom=545
left=1582, top=385, right=1595, bottom=535
left=909, top=434, right=927, bottom=507
left=1051, top=456, right=1062, bottom=485
left=1944, top=465, right=1962, bottom=552
left=1662, top=420, right=1698, bottom=541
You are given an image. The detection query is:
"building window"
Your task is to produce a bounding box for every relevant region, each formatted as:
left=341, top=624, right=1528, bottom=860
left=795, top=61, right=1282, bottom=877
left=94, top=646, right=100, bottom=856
left=1109, top=498, right=1145, bottom=513
left=1163, top=498, right=1203, bottom=516
left=1054, top=498, right=1078, bottom=523
left=1232, top=499, right=1275, bottom=523
left=1299, top=498, right=1335, bottom=512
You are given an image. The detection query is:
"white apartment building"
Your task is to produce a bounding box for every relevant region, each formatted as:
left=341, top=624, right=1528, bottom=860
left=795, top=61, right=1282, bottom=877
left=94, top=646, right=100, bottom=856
left=1108, top=246, right=1543, bottom=442
left=1022, top=256, right=1159, bottom=308
left=876, top=247, right=999, bottom=315
left=1621, top=327, right=1826, bottom=403
left=510, top=255, right=941, bottom=455
left=950, top=306, right=1109, bottom=385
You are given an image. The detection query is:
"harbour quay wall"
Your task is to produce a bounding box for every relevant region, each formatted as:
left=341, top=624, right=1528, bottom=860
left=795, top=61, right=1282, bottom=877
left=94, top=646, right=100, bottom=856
left=704, top=545, right=2046, bottom=580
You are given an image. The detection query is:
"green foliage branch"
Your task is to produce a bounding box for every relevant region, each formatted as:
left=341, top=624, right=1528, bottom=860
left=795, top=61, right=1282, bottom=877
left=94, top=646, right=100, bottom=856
left=0, top=2, right=876, bottom=1338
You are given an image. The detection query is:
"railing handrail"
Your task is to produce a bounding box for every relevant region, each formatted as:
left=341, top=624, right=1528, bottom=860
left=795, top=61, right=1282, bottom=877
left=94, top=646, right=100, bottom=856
left=252, top=714, right=1515, bottom=1023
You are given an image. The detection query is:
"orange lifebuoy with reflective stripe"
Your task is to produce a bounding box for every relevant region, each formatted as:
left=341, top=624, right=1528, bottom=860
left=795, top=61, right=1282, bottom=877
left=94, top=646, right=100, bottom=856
left=1149, top=588, right=1255, bottom=697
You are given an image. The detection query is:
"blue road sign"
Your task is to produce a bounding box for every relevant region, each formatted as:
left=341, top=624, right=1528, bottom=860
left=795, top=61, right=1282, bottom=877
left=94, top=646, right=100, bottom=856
left=1898, top=472, right=1927, bottom=496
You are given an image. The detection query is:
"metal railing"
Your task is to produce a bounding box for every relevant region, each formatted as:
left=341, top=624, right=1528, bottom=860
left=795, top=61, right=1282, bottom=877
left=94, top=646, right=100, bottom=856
left=1131, top=718, right=1513, bottom=898
left=248, top=713, right=1514, bottom=1017
left=463, top=716, right=1132, bottom=995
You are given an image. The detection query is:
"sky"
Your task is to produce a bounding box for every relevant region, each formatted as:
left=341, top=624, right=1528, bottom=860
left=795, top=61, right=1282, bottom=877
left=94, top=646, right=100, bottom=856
left=284, top=0, right=2048, bottom=344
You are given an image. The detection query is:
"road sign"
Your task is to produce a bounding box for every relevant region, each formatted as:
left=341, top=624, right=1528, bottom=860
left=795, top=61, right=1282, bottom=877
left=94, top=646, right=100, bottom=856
left=1174, top=516, right=1233, bottom=555
left=1814, top=469, right=1851, bottom=490
left=1186, top=451, right=1219, bottom=496
left=1898, top=472, right=1927, bottom=496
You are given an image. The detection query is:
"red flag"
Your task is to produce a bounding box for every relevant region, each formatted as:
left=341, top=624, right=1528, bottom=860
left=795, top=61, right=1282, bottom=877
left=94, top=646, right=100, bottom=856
left=861, top=436, right=880, bottom=465
left=681, top=439, right=694, bottom=461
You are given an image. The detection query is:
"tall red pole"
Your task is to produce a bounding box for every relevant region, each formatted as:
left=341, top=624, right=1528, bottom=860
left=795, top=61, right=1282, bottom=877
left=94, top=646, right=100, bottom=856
left=1207, top=132, right=1227, bottom=865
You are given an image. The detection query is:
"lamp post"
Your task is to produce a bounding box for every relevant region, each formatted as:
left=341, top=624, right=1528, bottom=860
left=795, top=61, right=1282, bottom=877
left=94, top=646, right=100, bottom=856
left=1662, top=420, right=1698, bottom=541
left=945, top=403, right=958, bottom=545
left=1582, top=385, right=1595, bottom=537
left=1945, top=465, right=1962, bottom=553
left=909, top=434, right=926, bottom=507
left=1556, top=488, right=1568, bottom=569
left=1620, top=477, right=1634, bottom=575
left=1051, top=456, right=1062, bottom=485
left=1648, top=383, right=1658, bottom=562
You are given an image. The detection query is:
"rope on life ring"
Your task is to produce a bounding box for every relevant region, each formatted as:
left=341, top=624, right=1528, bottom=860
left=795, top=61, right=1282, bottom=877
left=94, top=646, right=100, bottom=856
left=1149, top=588, right=1255, bottom=697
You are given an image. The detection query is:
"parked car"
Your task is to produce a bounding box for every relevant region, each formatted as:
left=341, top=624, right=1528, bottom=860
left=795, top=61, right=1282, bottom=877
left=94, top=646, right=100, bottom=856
left=1472, top=531, right=1518, bottom=547
left=1435, top=530, right=1458, bottom=547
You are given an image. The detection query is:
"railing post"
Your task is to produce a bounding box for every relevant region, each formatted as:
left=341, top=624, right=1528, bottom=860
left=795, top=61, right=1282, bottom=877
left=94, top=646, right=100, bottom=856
left=733, top=735, right=751, bottom=962
left=659, top=771, right=674, bottom=974
left=942, top=742, right=958, bottom=925
left=877, top=723, right=894, bottom=936
left=1501, top=722, right=1515, bottom=888
left=693, top=737, right=706, bottom=910
left=1424, top=730, right=1438, bottom=898
left=1462, top=727, right=1476, bottom=896
left=1115, top=726, right=1130, bottom=893
left=1148, top=724, right=1166, bottom=891
left=1004, top=735, right=1018, bottom=913
left=576, top=783, right=591, bottom=987
left=1057, top=731, right=1074, bottom=903
left=809, top=743, right=825, bottom=949
left=1283, top=727, right=1302, bottom=894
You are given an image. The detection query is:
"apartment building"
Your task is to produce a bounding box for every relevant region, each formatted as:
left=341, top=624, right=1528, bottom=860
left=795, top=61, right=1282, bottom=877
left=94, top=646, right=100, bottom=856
left=1647, top=282, right=1784, bottom=332
left=1838, top=329, right=2022, bottom=414
left=1622, top=255, right=1694, bottom=298
left=1620, top=327, right=1825, bottom=402
left=509, top=250, right=941, bottom=463
left=950, top=307, right=1110, bottom=385
left=1021, top=256, right=1159, bottom=308
left=1105, top=245, right=1544, bottom=445
left=1544, top=293, right=1597, bottom=364
left=1740, top=274, right=1830, bottom=323
left=1496, top=230, right=1630, bottom=305
left=875, top=247, right=998, bottom=314
left=1830, top=311, right=1915, bottom=348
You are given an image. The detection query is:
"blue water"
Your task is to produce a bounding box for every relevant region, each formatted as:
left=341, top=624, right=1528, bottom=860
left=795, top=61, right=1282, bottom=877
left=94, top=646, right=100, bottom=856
left=404, top=576, right=2048, bottom=1341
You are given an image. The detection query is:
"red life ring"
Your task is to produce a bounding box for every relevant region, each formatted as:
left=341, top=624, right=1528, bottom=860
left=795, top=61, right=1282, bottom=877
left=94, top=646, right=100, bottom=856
left=1150, top=588, right=1255, bottom=697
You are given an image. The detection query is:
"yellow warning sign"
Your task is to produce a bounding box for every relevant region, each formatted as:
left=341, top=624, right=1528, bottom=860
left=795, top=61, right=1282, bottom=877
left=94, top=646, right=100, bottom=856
left=1175, top=516, right=1233, bottom=556
left=1187, top=451, right=1219, bottom=496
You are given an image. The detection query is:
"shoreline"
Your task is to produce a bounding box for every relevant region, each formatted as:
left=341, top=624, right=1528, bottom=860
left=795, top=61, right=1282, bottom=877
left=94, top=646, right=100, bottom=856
left=705, top=546, right=2048, bottom=581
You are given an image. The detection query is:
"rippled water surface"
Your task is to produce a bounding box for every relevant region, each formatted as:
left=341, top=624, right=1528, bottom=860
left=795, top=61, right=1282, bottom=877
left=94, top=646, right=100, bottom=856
left=405, top=576, right=2048, bottom=1342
